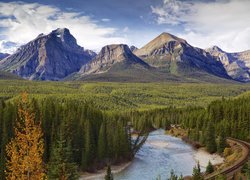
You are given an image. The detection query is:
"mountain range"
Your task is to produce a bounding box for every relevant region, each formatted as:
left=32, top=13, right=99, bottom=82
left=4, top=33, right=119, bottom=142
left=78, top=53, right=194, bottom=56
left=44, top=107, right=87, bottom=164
left=0, top=28, right=249, bottom=82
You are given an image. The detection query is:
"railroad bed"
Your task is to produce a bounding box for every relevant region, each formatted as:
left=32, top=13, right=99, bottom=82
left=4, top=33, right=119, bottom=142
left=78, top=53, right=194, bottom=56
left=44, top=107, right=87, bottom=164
left=205, top=138, right=250, bottom=179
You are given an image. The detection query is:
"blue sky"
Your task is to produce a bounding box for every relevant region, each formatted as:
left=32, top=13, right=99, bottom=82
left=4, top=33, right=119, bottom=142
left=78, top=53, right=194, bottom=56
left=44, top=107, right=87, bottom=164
left=0, top=0, right=250, bottom=53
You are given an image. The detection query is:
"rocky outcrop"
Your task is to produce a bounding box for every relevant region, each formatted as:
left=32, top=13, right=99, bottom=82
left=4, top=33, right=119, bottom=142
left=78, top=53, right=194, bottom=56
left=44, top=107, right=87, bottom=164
left=130, top=45, right=138, bottom=52
left=206, top=46, right=250, bottom=82
left=0, top=28, right=95, bottom=80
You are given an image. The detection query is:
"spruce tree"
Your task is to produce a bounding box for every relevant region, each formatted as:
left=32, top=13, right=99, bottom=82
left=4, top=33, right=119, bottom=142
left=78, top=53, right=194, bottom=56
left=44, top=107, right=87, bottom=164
left=48, top=122, right=79, bottom=180
left=98, top=122, right=107, bottom=160
left=217, top=129, right=226, bottom=153
left=82, top=119, right=96, bottom=170
left=192, top=162, right=203, bottom=180
left=205, top=122, right=217, bottom=153
left=206, top=161, right=214, bottom=174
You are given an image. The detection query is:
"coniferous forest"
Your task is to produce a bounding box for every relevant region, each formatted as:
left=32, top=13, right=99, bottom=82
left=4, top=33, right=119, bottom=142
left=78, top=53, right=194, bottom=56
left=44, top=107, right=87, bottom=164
left=132, top=95, right=250, bottom=153
left=0, top=93, right=148, bottom=179
left=0, top=89, right=249, bottom=179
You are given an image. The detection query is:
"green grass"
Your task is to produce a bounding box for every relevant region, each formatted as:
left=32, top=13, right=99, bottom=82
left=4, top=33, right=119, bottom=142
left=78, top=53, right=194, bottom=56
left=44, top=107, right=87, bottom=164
left=0, top=80, right=250, bottom=111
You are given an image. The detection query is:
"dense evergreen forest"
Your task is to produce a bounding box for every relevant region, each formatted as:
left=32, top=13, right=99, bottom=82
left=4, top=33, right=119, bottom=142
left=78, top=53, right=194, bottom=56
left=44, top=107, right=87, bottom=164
left=0, top=95, right=147, bottom=179
left=0, top=90, right=249, bottom=179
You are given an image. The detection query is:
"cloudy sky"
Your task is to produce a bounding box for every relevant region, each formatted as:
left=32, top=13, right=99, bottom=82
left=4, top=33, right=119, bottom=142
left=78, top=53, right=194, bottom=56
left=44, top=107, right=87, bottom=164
left=0, top=0, right=249, bottom=53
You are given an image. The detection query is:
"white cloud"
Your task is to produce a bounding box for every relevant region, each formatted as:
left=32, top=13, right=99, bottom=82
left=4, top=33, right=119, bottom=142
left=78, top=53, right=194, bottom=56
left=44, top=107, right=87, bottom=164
left=0, top=2, right=128, bottom=53
left=151, top=0, right=250, bottom=52
left=0, top=41, right=19, bottom=53
left=151, top=0, right=193, bottom=25
left=101, top=18, right=111, bottom=22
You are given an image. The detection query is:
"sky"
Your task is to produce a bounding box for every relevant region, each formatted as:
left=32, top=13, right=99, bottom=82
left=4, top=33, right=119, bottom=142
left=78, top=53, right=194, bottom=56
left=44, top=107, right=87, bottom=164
left=0, top=0, right=250, bottom=53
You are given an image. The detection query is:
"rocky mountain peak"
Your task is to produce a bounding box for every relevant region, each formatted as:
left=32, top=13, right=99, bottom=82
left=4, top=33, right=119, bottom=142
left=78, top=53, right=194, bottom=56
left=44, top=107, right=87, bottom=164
left=99, top=44, right=131, bottom=58
left=130, top=45, right=138, bottom=52
left=134, top=32, right=188, bottom=57
left=0, top=28, right=94, bottom=80
left=157, top=32, right=187, bottom=44
left=49, top=28, right=80, bottom=50
left=78, top=44, right=148, bottom=75
left=206, top=46, right=224, bottom=54
left=206, top=46, right=250, bottom=82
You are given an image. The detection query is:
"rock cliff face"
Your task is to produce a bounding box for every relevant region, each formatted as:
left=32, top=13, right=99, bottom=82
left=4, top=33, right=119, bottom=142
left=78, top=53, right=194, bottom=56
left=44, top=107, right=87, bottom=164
left=78, top=44, right=149, bottom=75
left=134, top=33, right=230, bottom=79
left=0, top=28, right=95, bottom=80
left=206, top=46, right=250, bottom=82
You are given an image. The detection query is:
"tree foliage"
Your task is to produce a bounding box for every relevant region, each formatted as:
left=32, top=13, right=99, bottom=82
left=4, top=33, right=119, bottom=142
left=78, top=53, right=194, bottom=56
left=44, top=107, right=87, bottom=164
left=5, top=93, right=46, bottom=179
left=205, top=161, right=214, bottom=174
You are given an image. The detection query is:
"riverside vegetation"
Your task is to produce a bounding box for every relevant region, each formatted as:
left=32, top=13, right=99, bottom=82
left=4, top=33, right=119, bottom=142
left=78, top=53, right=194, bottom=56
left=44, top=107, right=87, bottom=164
left=0, top=80, right=250, bottom=179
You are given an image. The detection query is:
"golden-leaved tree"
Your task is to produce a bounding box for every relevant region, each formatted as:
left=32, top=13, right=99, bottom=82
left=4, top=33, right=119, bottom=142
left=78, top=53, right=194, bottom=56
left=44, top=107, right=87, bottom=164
left=5, top=92, right=46, bottom=180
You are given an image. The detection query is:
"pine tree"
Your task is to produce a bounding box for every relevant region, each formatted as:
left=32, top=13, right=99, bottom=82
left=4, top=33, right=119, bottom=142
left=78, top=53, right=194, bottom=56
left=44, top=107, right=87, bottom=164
left=5, top=92, right=46, bottom=179
left=48, top=122, right=79, bottom=180
left=192, top=162, right=203, bottom=180
left=217, top=129, right=226, bottom=153
left=205, top=122, right=217, bottom=153
left=105, top=165, right=113, bottom=180
left=97, top=122, right=107, bottom=159
left=82, top=119, right=96, bottom=170
left=206, top=161, right=214, bottom=174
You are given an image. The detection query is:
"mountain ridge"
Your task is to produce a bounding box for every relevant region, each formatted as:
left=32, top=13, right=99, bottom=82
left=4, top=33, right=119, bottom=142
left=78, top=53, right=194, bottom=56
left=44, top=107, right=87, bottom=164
left=206, top=46, right=250, bottom=82
left=134, top=32, right=231, bottom=81
left=0, top=28, right=249, bottom=82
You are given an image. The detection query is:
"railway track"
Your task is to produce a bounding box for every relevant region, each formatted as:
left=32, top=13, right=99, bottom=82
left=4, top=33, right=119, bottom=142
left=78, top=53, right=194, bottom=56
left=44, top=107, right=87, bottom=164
left=205, top=138, right=250, bottom=179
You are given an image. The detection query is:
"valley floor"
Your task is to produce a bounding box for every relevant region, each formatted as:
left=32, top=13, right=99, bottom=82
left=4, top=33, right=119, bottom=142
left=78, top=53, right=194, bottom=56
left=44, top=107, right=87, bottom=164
left=0, top=80, right=250, bottom=111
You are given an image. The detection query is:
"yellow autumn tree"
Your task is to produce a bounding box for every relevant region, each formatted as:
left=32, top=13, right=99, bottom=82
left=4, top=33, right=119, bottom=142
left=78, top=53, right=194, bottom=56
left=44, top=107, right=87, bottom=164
left=5, top=92, right=46, bottom=180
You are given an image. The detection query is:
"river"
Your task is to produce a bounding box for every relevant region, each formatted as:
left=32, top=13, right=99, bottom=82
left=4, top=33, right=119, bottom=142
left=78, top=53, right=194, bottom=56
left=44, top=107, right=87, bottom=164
left=115, top=129, right=199, bottom=180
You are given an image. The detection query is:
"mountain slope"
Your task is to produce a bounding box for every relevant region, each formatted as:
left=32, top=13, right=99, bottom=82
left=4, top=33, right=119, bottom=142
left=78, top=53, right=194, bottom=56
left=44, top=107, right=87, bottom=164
left=0, top=53, right=9, bottom=60
left=72, top=44, right=163, bottom=81
left=134, top=33, right=231, bottom=80
left=0, top=28, right=95, bottom=80
left=206, top=46, right=250, bottom=82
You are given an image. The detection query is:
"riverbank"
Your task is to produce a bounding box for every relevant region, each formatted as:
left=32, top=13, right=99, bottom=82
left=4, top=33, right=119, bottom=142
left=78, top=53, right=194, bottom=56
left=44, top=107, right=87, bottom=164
left=80, top=161, right=132, bottom=180
left=194, top=148, right=224, bottom=168
left=80, top=128, right=227, bottom=179
left=166, top=127, right=224, bottom=168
